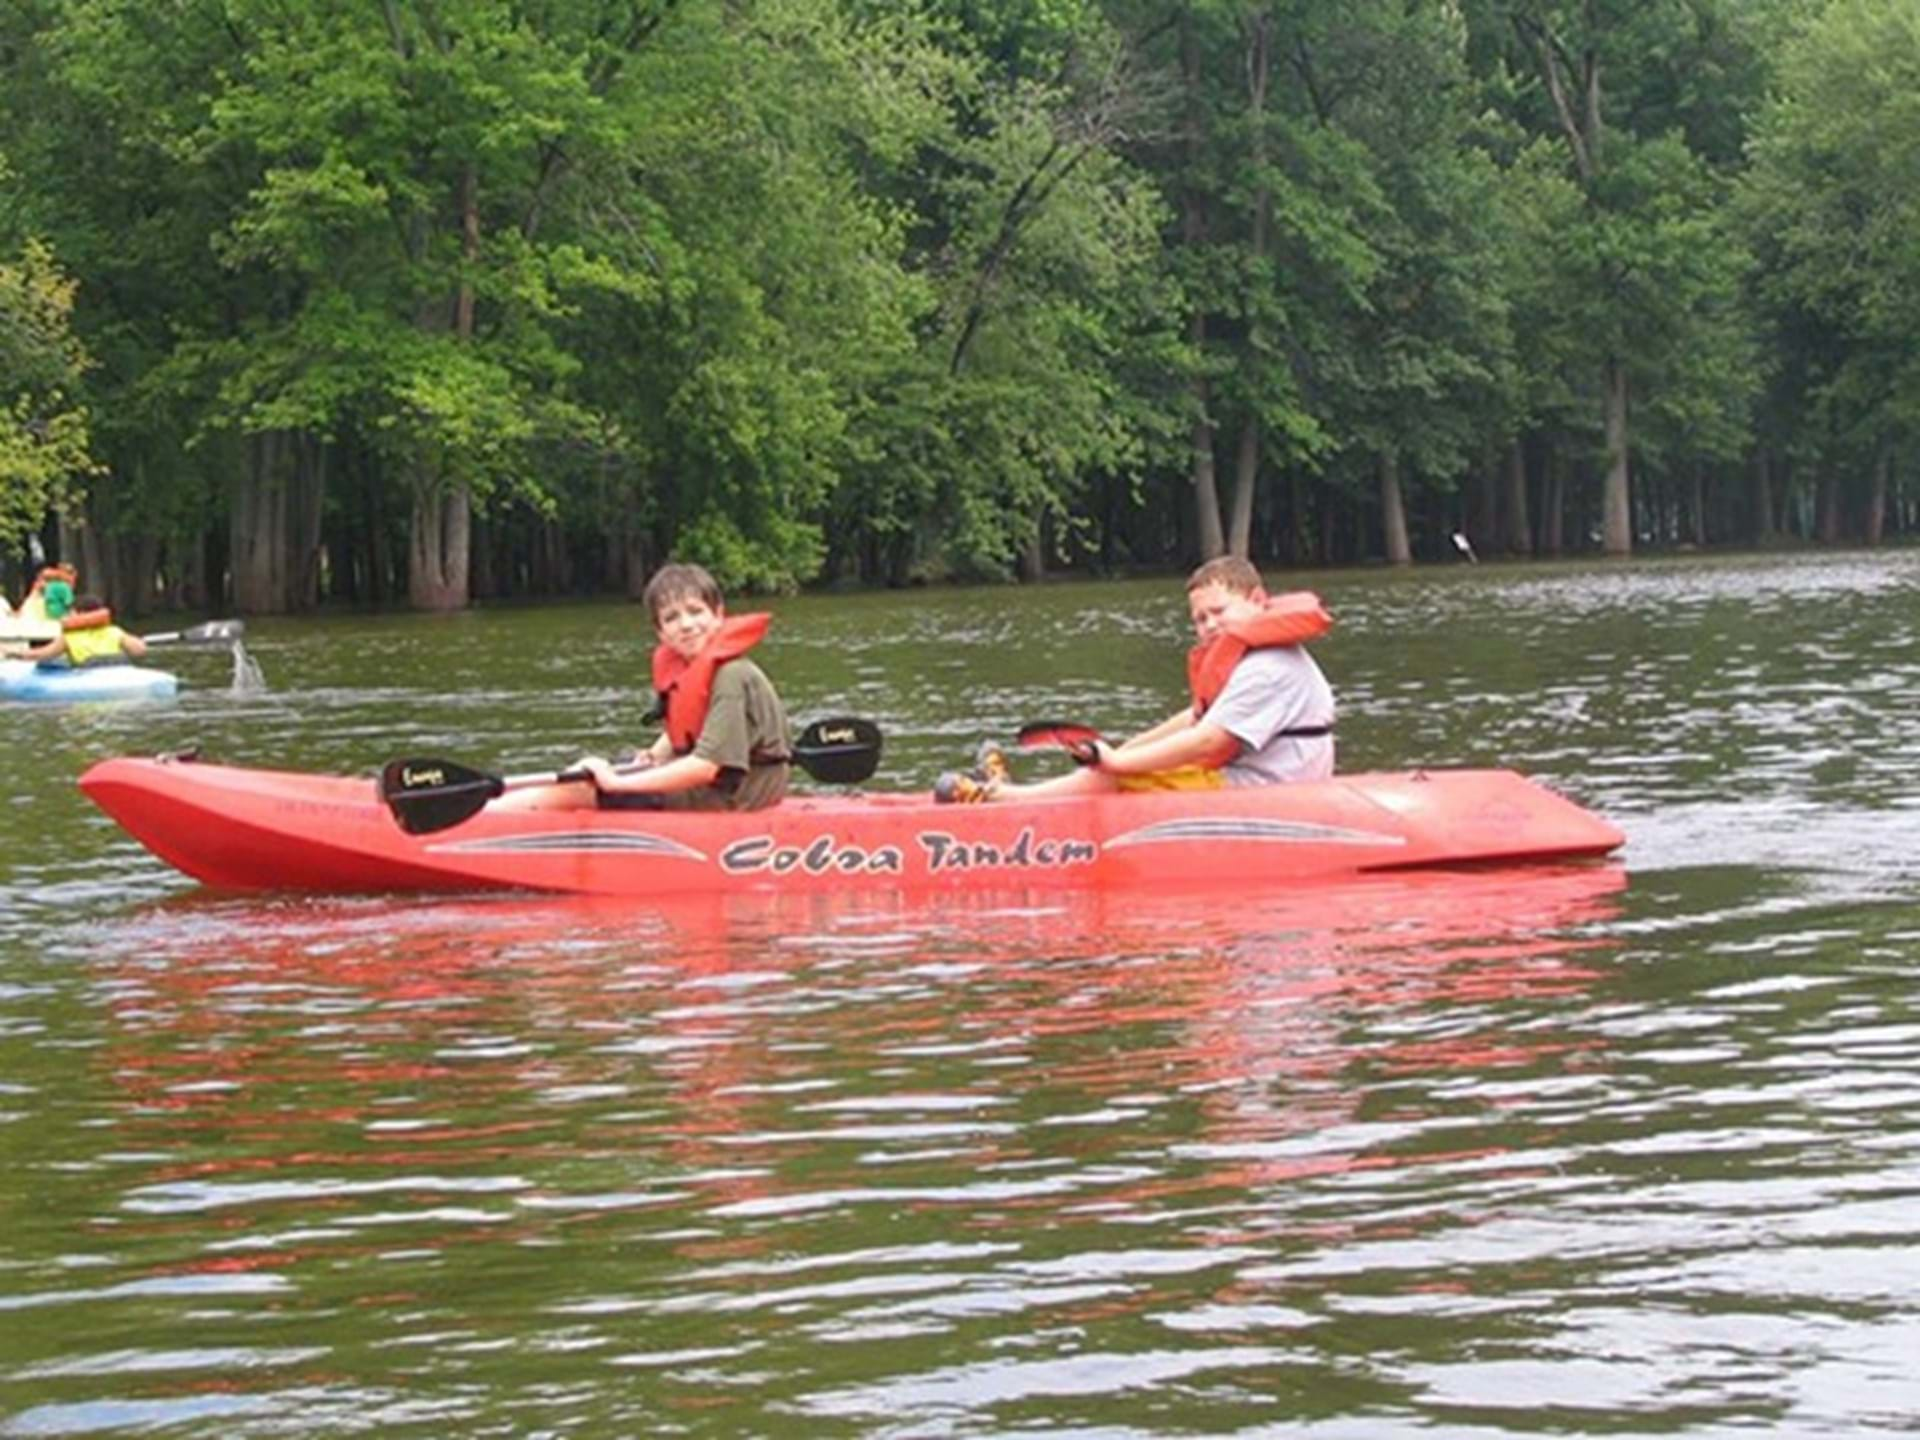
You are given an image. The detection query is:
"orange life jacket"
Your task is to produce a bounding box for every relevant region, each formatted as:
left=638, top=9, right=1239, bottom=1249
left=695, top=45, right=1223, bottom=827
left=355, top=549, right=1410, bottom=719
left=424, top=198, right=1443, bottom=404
left=652, top=612, right=772, bottom=752
left=1187, top=590, right=1332, bottom=715
left=61, top=606, right=112, bottom=632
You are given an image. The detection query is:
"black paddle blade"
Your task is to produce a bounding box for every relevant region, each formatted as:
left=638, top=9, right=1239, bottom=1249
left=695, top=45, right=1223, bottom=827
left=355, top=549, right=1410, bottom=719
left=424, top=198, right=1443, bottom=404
left=793, top=716, right=882, bottom=785
left=1016, top=720, right=1103, bottom=765
left=380, top=757, right=506, bottom=835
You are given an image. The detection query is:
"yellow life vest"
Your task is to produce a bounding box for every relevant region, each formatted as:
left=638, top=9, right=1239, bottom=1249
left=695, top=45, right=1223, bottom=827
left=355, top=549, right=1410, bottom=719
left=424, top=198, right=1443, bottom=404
left=64, top=622, right=129, bottom=666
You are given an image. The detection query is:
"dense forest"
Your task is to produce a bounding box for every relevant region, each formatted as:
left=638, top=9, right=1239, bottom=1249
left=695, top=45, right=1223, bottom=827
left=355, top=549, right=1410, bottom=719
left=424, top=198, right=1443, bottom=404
left=1, top=0, right=1917, bottom=615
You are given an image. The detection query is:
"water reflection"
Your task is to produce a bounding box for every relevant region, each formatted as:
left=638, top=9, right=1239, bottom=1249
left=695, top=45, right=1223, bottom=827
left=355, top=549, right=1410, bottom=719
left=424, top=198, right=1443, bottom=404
left=0, top=868, right=1624, bottom=1432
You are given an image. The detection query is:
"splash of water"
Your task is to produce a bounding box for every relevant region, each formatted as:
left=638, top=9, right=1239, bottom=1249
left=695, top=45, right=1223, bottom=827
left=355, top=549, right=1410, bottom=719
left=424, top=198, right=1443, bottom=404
left=228, top=638, right=268, bottom=694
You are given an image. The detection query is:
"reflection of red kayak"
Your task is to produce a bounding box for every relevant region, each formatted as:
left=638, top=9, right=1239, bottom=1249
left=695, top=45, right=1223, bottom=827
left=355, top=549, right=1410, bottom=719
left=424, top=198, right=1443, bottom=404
left=81, top=753, right=1623, bottom=897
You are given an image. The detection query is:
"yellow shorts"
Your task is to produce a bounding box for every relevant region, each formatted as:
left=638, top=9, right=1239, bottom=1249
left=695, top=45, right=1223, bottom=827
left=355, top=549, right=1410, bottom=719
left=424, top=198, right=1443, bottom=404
left=1115, top=766, right=1225, bottom=793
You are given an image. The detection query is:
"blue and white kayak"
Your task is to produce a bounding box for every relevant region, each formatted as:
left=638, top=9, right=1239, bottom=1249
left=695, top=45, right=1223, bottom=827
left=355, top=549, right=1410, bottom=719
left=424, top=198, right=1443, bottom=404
left=0, top=658, right=179, bottom=704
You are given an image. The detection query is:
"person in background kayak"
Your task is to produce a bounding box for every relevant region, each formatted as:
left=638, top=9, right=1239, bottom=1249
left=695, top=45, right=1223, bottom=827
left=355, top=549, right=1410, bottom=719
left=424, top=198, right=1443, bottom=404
left=936, top=555, right=1336, bottom=803
left=23, top=594, right=150, bottom=667
left=497, top=561, right=795, bottom=813
left=15, top=564, right=77, bottom=624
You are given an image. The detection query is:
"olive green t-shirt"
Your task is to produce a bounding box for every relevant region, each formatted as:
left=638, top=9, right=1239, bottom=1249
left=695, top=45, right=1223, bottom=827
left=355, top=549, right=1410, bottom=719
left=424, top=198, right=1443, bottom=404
left=669, top=657, right=792, bottom=811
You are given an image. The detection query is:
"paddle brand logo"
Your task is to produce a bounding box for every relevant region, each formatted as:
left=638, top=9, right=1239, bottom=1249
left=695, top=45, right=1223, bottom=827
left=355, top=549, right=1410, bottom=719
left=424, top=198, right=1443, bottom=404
left=402, top=765, right=446, bottom=789
left=720, top=834, right=906, bottom=876
left=917, top=827, right=1096, bottom=873
left=814, top=724, right=856, bottom=745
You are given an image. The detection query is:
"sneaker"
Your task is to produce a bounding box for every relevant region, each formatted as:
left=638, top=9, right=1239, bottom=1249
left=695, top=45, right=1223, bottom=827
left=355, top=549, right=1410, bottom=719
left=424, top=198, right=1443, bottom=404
left=933, top=770, right=993, bottom=804
left=973, top=739, right=1011, bottom=786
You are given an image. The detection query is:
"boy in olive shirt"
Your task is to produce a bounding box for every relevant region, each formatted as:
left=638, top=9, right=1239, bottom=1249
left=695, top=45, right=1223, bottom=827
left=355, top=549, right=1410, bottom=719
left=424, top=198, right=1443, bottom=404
left=502, top=563, right=793, bottom=812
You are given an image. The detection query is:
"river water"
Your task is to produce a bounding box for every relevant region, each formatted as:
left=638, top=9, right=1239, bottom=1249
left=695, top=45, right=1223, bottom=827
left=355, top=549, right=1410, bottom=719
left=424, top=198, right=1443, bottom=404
left=4, top=551, right=1919, bottom=1436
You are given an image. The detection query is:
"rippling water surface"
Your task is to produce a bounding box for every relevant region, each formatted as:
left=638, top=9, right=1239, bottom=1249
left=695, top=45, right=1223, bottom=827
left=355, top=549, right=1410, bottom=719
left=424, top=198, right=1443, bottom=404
left=4, top=551, right=1920, bottom=1436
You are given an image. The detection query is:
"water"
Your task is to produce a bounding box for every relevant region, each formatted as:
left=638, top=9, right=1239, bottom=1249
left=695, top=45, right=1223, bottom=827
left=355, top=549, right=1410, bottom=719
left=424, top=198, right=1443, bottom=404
left=3, top=551, right=1919, bottom=1436
left=226, top=639, right=268, bottom=696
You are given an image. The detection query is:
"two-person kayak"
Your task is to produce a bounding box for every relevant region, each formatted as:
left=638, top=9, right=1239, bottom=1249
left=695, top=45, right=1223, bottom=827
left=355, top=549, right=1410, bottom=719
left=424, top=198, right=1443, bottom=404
left=1, top=619, right=246, bottom=703
left=79, top=751, right=1624, bottom=897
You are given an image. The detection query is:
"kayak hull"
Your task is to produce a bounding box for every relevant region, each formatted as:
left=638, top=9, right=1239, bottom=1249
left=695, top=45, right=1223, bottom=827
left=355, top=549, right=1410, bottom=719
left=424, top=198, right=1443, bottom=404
left=3, top=660, right=178, bottom=703
left=79, top=755, right=1625, bottom=897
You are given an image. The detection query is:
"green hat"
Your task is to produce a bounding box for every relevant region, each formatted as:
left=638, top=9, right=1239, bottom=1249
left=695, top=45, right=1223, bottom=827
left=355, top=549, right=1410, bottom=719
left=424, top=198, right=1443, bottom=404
left=43, top=579, right=74, bottom=619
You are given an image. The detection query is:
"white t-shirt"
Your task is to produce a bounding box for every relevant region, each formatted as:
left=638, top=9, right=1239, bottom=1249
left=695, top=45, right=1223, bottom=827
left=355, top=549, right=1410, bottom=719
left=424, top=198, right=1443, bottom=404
left=1206, top=646, right=1336, bottom=784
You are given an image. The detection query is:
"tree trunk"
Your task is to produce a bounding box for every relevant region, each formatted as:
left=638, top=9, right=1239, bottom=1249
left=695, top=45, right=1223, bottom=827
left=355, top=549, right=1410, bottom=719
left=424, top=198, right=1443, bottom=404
left=226, top=429, right=324, bottom=613
left=402, top=163, right=481, bottom=611
left=1602, top=359, right=1631, bottom=556
left=1816, top=467, right=1842, bottom=543
left=1016, top=522, right=1045, bottom=582
left=1690, top=463, right=1708, bottom=546
left=1503, top=439, right=1532, bottom=557
left=1866, top=449, right=1888, bottom=546
left=1229, top=418, right=1258, bottom=558
left=1469, top=443, right=1498, bottom=554
left=232, top=431, right=288, bottom=614
left=1181, top=22, right=1224, bottom=561
left=72, top=519, right=157, bottom=619
left=408, top=480, right=471, bottom=610
left=1285, top=469, right=1308, bottom=565
left=1543, top=442, right=1565, bottom=556
left=291, top=434, right=325, bottom=610
left=624, top=519, right=651, bottom=600
left=1751, top=448, right=1774, bottom=544
left=1379, top=453, right=1410, bottom=565
left=1225, top=11, right=1272, bottom=564
left=1190, top=385, right=1225, bottom=560
left=470, top=511, right=496, bottom=598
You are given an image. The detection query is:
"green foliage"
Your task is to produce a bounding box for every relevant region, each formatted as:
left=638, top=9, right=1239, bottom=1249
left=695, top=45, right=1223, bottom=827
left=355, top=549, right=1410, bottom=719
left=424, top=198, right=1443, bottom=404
left=1741, top=0, right=1920, bottom=441
left=5, top=0, right=1916, bottom=599
left=0, top=239, right=98, bottom=543
left=674, top=509, right=824, bottom=596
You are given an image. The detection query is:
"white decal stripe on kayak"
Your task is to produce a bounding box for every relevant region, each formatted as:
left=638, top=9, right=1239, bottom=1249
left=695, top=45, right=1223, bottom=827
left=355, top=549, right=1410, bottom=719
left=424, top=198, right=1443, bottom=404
left=1105, top=818, right=1406, bottom=850
left=428, top=832, right=709, bottom=861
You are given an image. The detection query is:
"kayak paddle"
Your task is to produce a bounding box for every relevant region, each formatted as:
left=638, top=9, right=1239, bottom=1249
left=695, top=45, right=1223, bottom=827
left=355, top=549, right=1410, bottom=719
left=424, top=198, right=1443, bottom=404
left=381, top=715, right=885, bottom=835
left=145, top=619, right=247, bottom=645
left=1015, top=720, right=1103, bottom=765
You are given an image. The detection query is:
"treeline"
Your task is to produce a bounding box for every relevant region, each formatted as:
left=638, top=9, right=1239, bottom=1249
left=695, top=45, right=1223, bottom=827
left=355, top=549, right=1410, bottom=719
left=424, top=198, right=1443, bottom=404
left=1, top=0, right=1917, bottom=615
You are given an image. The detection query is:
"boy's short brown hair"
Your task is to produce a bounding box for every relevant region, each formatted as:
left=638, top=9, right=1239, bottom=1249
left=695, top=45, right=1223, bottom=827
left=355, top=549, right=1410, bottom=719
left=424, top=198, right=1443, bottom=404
left=1186, top=556, right=1264, bottom=597
left=642, top=562, right=724, bottom=624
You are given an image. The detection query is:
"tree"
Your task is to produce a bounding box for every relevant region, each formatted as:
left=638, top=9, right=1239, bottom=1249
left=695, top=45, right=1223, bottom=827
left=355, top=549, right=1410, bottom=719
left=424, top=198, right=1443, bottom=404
left=1740, top=0, right=1920, bottom=545
left=0, top=232, right=97, bottom=548
left=1484, top=0, right=1765, bottom=556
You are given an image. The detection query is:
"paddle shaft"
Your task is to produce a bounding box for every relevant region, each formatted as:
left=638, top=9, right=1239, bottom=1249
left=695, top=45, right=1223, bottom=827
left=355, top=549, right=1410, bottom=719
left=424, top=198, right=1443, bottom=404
left=499, top=730, right=871, bottom=794
left=382, top=716, right=883, bottom=834
left=1016, top=717, right=1330, bottom=768
left=144, top=619, right=246, bottom=645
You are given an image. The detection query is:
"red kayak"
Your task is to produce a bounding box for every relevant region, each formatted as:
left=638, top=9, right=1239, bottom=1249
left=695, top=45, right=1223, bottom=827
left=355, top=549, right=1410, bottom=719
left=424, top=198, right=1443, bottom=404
left=79, top=753, right=1624, bottom=897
